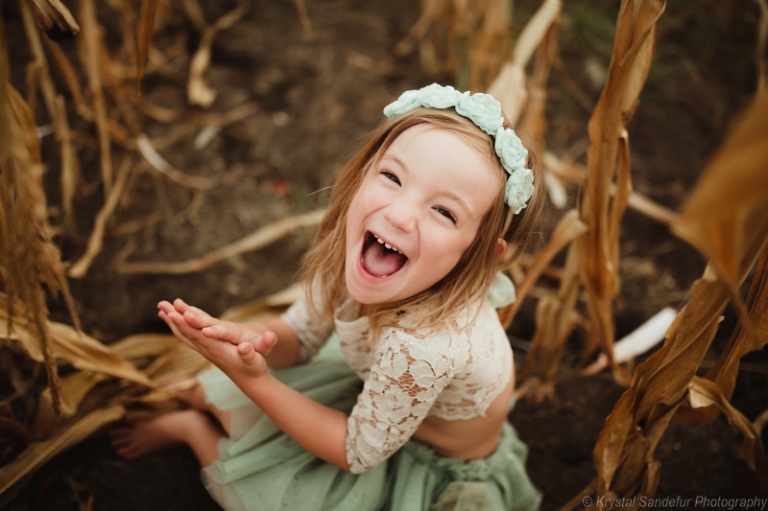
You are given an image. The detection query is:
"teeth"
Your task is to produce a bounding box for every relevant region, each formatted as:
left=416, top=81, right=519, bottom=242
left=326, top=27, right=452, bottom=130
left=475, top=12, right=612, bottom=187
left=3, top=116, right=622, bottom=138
left=373, top=234, right=401, bottom=254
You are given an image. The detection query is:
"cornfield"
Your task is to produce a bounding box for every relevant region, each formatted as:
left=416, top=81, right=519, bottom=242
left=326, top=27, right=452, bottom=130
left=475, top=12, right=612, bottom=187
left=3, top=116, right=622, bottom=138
left=1, top=0, right=766, bottom=509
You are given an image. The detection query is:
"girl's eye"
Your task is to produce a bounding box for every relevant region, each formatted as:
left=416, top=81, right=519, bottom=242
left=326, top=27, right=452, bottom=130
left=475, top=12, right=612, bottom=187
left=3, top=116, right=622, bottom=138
left=435, top=207, right=456, bottom=224
left=381, top=172, right=401, bottom=185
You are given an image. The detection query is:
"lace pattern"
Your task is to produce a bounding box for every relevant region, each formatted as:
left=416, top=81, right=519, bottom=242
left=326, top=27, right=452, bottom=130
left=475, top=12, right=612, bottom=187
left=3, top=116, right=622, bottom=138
left=281, top=289, right=514, bottom=474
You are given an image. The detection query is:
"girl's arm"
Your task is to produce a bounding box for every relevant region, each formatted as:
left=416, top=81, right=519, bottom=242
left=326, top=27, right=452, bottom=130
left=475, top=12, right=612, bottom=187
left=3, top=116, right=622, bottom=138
left=162, top=307, right=350, bottom=470
left=231, top=358, right=350, bottom=470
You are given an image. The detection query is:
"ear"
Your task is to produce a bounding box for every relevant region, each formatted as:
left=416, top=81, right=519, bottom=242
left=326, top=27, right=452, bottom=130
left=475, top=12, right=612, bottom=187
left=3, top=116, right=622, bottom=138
left=496, top=239, right=507, bottom=260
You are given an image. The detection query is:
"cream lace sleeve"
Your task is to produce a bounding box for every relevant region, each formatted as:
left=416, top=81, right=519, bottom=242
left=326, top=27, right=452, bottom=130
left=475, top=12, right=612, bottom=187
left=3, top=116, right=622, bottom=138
left=345, top=328, right=453, bottom=474
left=279, top=285, right=334, bottom=363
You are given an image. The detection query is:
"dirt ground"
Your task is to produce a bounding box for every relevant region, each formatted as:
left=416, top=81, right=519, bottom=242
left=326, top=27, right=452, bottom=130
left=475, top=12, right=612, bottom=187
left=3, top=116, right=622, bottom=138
left=3, top=0, right=768, bottom=509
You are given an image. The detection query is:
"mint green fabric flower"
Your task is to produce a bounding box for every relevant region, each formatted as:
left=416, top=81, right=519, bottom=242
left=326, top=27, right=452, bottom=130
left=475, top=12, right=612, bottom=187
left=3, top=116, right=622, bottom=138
left=416, top=83, right=462, bottom=109
left=383, top=90, right=422, bottom=118
left=454, top=92, right=504, bottom=135
left=383, top=83, right=535, bottom=215
left=494, top=128, right=528, bottom=173
left=505, top=167, right=534, bottom=215
left=485, top=272, right=516, bottom=308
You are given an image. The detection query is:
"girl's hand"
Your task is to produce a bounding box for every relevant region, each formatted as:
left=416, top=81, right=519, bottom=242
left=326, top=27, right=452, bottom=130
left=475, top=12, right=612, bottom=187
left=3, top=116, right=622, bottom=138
left=157, top=299, right=277, bottom=356
left=158, top=299, right=271, bottom=378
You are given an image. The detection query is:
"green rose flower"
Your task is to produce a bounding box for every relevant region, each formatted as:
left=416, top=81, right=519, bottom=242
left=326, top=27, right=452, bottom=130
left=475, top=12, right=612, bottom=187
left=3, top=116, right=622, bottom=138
left=494, top=127, right=528, bottom=174
left=455, top=92, right=504, bottom=135
left=383, top=90, right=421, bottom=118
left=417, top=83, right=462, bottom=109
left=505, top=168, right=534, bottom=215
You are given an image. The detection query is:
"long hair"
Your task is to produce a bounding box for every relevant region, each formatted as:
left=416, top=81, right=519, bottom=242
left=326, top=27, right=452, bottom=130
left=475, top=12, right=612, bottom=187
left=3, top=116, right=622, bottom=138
left=300, top=108, right=543, bottom=341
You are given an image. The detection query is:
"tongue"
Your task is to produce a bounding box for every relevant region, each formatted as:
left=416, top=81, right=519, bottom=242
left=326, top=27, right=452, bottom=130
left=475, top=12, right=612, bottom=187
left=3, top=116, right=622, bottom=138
left=363, top=241, right=406, bottom=277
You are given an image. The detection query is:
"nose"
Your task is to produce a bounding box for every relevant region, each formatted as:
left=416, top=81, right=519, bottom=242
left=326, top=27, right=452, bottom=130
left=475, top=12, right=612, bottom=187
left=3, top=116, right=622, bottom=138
left=383, top=197, right=418, bottom=233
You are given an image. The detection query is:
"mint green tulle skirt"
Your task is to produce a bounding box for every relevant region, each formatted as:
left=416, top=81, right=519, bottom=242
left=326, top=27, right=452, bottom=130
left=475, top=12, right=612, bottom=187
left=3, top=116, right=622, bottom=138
left=197, top=335, right=541, bottom=511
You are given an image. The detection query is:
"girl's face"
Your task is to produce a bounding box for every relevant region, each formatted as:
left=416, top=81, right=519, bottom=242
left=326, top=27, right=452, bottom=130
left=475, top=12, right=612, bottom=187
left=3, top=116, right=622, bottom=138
left=345, top=124, right=499, bottom=306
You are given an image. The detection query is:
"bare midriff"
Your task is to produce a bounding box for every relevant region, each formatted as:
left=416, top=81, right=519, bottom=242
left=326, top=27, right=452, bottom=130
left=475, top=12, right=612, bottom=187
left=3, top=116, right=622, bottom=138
left=411, top=373, right=515, bottom=460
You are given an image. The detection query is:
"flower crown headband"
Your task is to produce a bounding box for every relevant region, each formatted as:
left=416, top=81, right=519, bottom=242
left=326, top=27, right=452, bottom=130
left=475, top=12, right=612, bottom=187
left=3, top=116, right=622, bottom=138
left=383, top=83, right=534, bottom=215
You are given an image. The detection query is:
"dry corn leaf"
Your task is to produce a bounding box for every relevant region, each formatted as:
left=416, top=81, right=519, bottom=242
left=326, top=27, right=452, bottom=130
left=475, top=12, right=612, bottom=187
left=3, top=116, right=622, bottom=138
left=31, top=370, right=109, bottom=439
left=68, top=157, right=133, bottom=278
left=671, top=89, right=768, bottom=288
left=577, top=79, right=768, bottom=504
left=185, top=0, right=249, bottom=107
left=687, top=376, right=764, bottom=469
left=698, top=248, right=768, bottom=417
left=1, top=13, right=79, bottom=416
left=0, top=295, right=152, bottom=386
left=543, top=151, right=677, bottom=226
left=136, top=0, right=157, bottom=86
left=0, top=405, right=125, bottom=495
left=488, top=0, right=561, bottom=124
left=78, top=0, right=113, bottom=195
left=468, top=0, right=510, bottom=90
left=291, top=0, right=313, bottom=40
left=220, top=282, right=303, bottom=322
left=141, top=343, right=211, bottom=384
left=498, top=209, right=587, bottom=327
left=531, top=0, right=666, bottom=392
left=136, top=134, right=219, bottom=189
left=25, top=0, right=80, bottom=41
left=669, top=89, right=768, bottom=422
left=109, top=333, right=178, bottom=359
left=115, top=209, right=325, bottom=274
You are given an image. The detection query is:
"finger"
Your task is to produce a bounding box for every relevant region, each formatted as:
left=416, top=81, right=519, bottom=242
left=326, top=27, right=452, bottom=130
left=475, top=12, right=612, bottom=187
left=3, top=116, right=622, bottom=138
left=253, top=331, right=277, bottom=355
left=157, top=301, right=175, bottom=314
left=168, top=311, right=205, bottom=339
left=183, top=308, right=217, bottom=329
left=161, top=312, right=199, bottom=351
left=173, top=298, right=189, bottom=314
left=237, top=342, right=257, bottom=365
left=201, top=323, right=241, bottom=345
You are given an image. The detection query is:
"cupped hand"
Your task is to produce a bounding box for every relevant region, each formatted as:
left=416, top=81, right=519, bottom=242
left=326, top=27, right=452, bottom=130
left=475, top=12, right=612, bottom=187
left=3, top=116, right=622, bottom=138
left=158, top=299, right=270, bottom=378
left=157, top=299, right=277, bottom=357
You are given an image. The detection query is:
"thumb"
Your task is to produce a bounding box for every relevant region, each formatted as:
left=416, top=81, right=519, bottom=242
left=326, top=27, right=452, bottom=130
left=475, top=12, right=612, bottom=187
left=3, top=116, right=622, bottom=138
left=237, top=342, right=257, bottom=364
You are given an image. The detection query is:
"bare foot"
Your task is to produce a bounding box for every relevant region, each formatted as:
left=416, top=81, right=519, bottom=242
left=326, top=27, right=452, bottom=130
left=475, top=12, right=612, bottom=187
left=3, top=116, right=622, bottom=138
left=109, top=409, right=220, bottom=461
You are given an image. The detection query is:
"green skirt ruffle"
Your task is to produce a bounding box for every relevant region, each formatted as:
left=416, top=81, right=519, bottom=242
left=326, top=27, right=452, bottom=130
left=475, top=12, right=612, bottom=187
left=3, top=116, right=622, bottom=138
left=197, top=335, right=541, bottom=511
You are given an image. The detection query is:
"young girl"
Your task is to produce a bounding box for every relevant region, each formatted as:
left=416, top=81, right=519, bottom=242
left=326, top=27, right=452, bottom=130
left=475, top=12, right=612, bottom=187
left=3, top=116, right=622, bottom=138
left=110, top=83, right=543, bottom=511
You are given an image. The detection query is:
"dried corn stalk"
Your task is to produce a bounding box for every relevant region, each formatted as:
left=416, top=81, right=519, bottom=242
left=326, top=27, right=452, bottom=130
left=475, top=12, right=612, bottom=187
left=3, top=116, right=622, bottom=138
left=523, top=0, right=666, bottom=393
left=563, top=85, right=768, bottom=510
left=0, top=11, right=79, bottom=418
left=25, top=0, right=80, bottom=41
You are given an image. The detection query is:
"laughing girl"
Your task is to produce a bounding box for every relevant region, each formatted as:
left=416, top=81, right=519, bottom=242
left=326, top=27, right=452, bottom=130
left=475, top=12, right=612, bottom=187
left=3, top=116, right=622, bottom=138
left=111, top=84, right=543, bottom=511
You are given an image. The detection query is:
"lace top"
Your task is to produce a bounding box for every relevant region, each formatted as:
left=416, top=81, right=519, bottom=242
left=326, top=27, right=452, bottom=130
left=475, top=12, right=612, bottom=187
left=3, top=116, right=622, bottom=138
left=281, top=288, right=514, bottom=474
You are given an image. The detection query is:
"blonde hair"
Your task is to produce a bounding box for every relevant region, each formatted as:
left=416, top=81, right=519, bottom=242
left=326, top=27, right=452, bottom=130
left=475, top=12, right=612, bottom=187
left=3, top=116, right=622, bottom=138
left=301, top=108, right=542, bottom=341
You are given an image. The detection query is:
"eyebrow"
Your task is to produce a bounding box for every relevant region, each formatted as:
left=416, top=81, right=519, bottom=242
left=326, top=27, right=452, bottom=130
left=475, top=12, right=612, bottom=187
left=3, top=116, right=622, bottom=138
left=382, top=155, right=473, bottom=219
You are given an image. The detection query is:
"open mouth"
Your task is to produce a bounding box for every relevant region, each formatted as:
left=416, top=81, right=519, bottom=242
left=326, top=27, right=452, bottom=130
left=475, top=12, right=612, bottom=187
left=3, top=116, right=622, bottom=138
left=361, top=232, right=408, bottom=278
